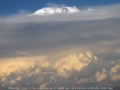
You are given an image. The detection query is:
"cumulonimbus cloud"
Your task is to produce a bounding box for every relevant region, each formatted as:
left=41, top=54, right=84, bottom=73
left=0, top=3, right=120, bottom=88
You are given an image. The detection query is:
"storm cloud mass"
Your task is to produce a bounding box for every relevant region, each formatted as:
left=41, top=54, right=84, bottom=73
left=0, top=4, right=120, bottom=88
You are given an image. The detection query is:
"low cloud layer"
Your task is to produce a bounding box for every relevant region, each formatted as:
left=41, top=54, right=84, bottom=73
left=0, top=52, right=120, bottom=87
left=0, top=4, right=120, bottom=87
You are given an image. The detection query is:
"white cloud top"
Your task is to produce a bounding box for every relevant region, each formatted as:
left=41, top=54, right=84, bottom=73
left=32, top=6, right=80, bottom=15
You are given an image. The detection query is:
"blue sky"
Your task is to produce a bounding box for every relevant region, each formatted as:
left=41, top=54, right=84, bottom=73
left=0, top=0, right=120, bottom=15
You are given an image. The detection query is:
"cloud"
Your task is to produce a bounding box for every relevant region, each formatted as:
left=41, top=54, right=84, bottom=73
left=54, top=52, right=97, bottom=76
left=110, top=65, right=120, bottom=81
left=95, top=69, right=106, bottom=82
left=0, top=52, right=120, bottom=87
left=1, top=4, right=120, bottom=23
left=30, top=6, right=80, bottom=15
left=0, top=55, right=48, bottom=77
left=0, top=4, right=120, bottom=87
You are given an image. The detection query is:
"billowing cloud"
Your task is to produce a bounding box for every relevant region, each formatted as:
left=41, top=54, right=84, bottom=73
left=54, top=52, right=97, bottom=76
left=0, top=3, right=120, bottom=88
left=110, top=65, right=120, bottom=81
left=95, top=69, right=106, bottom=82
left=0, top=52, right=120, bottom=87
left=31, top=6, right=80, bottom=15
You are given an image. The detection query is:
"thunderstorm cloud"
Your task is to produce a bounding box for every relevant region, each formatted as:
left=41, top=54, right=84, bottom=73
left=0, top=4, right=120, bottom=88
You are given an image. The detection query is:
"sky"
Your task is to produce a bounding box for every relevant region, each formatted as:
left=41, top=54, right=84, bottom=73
left=0, top=0, right=120, bottom=89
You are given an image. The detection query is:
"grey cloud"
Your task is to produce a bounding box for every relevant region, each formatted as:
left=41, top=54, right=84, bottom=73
left=0, top=18, right=120, bottom=59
